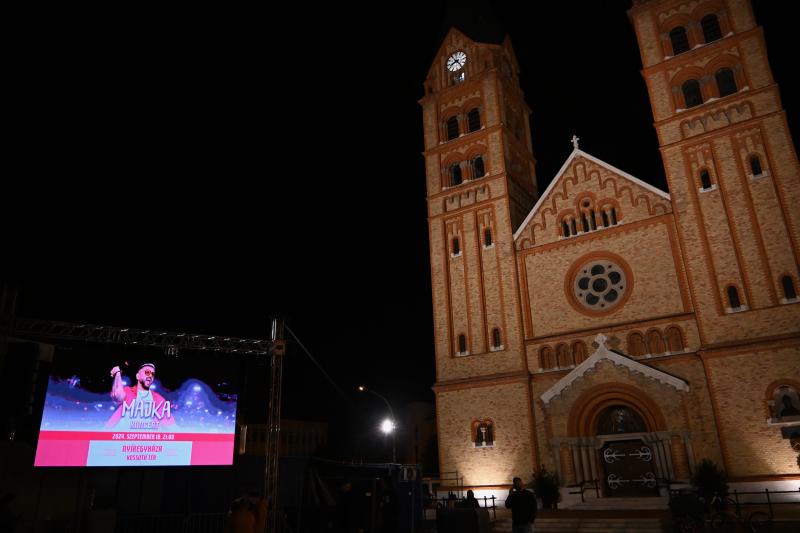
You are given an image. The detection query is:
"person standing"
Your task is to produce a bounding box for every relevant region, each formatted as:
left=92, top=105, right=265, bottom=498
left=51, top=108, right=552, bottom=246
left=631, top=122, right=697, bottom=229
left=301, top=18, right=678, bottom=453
left=505, top=477, right=537, bottom=533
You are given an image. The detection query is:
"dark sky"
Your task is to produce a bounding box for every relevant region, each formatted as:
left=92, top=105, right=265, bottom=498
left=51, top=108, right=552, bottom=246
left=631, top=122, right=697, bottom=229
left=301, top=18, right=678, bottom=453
left=5, top=1, right=797, bottom=424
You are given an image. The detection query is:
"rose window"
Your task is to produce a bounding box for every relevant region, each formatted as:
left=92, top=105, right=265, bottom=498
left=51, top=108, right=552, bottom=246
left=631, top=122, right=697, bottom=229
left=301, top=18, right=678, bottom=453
left=573, top=260, right=627, bottom=311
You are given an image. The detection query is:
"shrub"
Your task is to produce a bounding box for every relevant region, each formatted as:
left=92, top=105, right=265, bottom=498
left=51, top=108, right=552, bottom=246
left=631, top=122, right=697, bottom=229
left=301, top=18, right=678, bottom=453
left=691, top=459, right=728, bottom=508
left=531, top=466, right=560, bottom=509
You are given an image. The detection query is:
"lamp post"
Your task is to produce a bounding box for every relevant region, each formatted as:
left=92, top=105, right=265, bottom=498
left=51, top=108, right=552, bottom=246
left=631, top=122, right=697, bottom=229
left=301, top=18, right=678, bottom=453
left=357, top=385, right=396, bottom=463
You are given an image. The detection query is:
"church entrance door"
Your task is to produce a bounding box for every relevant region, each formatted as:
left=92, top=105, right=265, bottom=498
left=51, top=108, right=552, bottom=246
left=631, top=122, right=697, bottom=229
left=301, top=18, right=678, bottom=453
left=601, top=439, right=659, bottom=497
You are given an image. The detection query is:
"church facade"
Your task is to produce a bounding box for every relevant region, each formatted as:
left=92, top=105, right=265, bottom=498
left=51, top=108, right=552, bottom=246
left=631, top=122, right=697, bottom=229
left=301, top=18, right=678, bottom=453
left=421, top=0, right=800, bottom=503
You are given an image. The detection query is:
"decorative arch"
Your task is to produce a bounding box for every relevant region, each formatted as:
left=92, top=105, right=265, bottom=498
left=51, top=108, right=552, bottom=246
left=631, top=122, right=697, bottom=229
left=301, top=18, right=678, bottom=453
left=660, top=13, right=694, bottom=55
left=567, top=382, right=667, bottom=437
left=627, top=332, right=647, bottom=357
left=670, top=66, right=706, bottom=110
left=572, top=341, right=588, bottom=365
left=665, top=326, right=685, bottom=353
left=556, top=343, right=572, bottom=368
left=646, top=329, right=666, bottom=355
left=539, top=346, right=555, bottom=370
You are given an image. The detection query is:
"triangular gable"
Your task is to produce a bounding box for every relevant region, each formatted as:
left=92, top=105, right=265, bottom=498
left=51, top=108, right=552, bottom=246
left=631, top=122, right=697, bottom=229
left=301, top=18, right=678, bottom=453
left=513, top=148, right=670, bottom=242
left=540, top=334, right=689, bottom=404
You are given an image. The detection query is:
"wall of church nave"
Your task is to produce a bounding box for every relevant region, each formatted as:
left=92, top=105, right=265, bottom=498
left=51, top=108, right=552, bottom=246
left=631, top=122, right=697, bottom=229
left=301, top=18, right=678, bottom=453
left=435, top=381, right=535, bottom=487
left=704, top=343, right=800, bottom=478
left=648, top=356, right=724, bottom=465
left=521, top=219, right=690, bottom=339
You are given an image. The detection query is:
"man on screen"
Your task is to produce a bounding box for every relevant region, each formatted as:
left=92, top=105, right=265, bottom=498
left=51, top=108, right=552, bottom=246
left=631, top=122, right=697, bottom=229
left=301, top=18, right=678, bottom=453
left=106, top=363, right=176, bottom=430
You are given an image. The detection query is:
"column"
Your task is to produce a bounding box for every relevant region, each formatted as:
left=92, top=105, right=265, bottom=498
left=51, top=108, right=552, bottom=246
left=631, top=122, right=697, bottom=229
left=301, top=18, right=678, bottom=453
left=559, top=443, right=577, bottom=486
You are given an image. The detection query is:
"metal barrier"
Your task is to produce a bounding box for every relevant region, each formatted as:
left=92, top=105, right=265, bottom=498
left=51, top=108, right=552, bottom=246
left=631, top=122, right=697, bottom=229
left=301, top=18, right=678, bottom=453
left=115, top=512, right=228, bottom=533
left=567, top=479, right=601, bottom=502
left=425, top=495, right=498, bottom=520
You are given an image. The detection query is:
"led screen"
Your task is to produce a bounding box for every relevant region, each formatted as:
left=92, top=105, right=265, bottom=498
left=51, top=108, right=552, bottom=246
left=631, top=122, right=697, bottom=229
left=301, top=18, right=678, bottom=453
left=34, top=352, right=238, bottom=467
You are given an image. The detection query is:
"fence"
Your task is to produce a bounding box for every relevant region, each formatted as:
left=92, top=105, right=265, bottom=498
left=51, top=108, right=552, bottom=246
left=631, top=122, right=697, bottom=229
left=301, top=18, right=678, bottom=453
left=115, top=512, right=228, bottom=533
left=424, top=494, right=498, bottom=521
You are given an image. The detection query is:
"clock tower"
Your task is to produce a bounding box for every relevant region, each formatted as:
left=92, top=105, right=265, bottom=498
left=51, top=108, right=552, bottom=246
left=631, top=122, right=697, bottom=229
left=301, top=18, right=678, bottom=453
left=420, top=28, right=539, bottom=487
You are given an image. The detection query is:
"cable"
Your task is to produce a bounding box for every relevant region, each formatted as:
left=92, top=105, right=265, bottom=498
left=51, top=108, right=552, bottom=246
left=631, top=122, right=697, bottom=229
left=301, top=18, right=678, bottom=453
left=285, top=325, right=349, bottom=401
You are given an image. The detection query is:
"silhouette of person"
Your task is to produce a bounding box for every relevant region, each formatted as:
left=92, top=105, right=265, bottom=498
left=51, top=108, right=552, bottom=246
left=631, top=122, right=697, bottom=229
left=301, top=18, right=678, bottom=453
left=224, top=497, right=255, bottom=533
left=463, top=489, right=480, bottom=509
left=505, top=477, right=537, bottom=533
left=779, top=394, right=800, bottom=417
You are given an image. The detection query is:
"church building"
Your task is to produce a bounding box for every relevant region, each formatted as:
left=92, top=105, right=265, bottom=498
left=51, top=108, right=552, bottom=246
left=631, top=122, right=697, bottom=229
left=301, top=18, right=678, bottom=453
left=421, top=0, right=800, bottom=505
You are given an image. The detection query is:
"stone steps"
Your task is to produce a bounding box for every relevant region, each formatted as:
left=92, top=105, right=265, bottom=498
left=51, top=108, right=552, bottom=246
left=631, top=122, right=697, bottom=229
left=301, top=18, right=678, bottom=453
left=492, top=517, right=668, bottom=533
left=571, top=496, right=669, bottom=511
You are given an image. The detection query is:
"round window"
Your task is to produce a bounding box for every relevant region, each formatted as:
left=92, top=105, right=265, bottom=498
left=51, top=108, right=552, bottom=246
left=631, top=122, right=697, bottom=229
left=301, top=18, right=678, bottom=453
left=572, top=259, right=627, bottom=311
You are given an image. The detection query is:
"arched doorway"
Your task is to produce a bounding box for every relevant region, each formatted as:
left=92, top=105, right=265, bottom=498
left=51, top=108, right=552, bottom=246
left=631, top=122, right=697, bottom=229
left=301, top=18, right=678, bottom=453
left=595, top=405, right=659, bottom=497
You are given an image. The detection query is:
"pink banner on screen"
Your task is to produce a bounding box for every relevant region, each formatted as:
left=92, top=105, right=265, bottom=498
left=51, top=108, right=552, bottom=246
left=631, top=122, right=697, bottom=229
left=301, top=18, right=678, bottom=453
left=35, top=371, right=237, bottom=467
left=35, top=431, right=234, bottom=466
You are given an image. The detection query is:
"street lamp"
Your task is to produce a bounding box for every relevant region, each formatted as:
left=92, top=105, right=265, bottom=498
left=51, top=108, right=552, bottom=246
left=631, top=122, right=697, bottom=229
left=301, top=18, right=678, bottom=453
left=357, top=385, right=396, bottom=463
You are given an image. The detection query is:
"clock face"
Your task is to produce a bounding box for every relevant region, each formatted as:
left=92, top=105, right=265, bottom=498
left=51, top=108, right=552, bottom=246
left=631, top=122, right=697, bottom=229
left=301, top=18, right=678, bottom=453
left=446, top=51, right=467, bottom=72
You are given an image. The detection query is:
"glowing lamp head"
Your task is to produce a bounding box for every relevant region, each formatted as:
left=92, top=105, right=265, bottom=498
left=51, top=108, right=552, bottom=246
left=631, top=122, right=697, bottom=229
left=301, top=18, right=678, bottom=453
left=380, top=418, right=395, bottom=435
left=357, top=385, right=366, bottom=392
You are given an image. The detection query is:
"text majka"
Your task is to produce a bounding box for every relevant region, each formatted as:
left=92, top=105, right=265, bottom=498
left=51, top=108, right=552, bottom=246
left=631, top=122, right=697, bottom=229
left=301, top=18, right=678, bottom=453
left=121, top=399, right=172, bottom=420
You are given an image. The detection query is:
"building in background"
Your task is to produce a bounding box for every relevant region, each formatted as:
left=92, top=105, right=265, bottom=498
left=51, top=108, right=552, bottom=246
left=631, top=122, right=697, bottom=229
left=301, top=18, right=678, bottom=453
left=422, top=0, right=800, bottom=506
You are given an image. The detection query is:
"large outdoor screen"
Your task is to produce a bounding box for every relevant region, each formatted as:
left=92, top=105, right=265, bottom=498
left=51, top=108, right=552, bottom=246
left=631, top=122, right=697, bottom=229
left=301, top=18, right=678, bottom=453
left=34, top=351, right=238, bottom=467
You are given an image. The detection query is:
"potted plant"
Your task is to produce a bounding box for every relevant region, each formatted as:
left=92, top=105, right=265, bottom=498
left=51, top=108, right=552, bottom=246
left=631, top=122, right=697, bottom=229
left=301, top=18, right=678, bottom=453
left=531, top=466, right=561, bottom=509
left=691, top=459, right=728, bottom=510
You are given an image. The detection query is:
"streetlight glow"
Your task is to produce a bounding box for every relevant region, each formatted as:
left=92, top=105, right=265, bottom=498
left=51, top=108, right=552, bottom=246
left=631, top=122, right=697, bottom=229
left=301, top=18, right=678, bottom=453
left=358, top=384, right=397, bottom=462
left=380, top=418, right=395, bottom=435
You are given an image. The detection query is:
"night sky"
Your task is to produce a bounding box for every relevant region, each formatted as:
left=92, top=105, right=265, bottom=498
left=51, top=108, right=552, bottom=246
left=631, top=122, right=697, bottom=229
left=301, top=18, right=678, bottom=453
left=6, top=2, right=797, bottom=431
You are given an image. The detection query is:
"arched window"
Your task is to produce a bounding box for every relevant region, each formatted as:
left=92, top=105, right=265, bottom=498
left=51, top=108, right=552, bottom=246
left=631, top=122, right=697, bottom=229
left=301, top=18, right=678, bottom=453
left=669, top=26, right=690, bottom=55
left=484, top=228, right=493, bottom=246
left=666, top=327, right=685, bottom=353
left=701, top=14, right=723, bottom=43
left=628, top=332, right=646, bottom=357
left=727, top=285, right=742, bottom=309
left=472, top=156, right=485, bottom=178
left=715, top=68, right=737, bottom=97
left=772, top=386, right=800, bottom=420
left=467, top=108, right=481, bottom=132
left=610, top=208, right=618, bottom=225
left=473, top=419, right=494, bottom=447
left=450, top=163, right=462, bottom=186
left=597, top=405, right=647, bottom=434
left=556, top=343, right=571, bottom=368
left=446, top=116, right=459, bottom=141
left=700, top=169, right=712, bottom=190
left=682, top=79, right=703, bottom=108
left=581, top=212, right=590, bottom=233
left=562, top=219, right=571, bottom=237
left=781, top=275, right=797, bottom=300
left=602, top=210, right=610, bottom=227
left=452, top=236, right=460, bottom=256
left=589, top=210, right=597, bottom=230
left=539, top=346, right=555, bottom=369
left=457, top=334, right=467, bottom=354
left=570, top=219, right=578, bottom=235
left=491, top=328, right=502, bottom=348
left=572, top=341, right=588, bottom=365
left=647, top=330, right=666, bottom=355
left=749, top=155, right=763, bottom=176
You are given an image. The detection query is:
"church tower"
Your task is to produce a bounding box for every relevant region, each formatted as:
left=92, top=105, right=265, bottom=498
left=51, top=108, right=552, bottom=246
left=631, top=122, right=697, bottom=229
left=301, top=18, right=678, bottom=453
left=628, top=0, right=800, bottom=344
left=420, top=28, right=539, bottom=486
left=627, top=0, right=800, bottom=481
